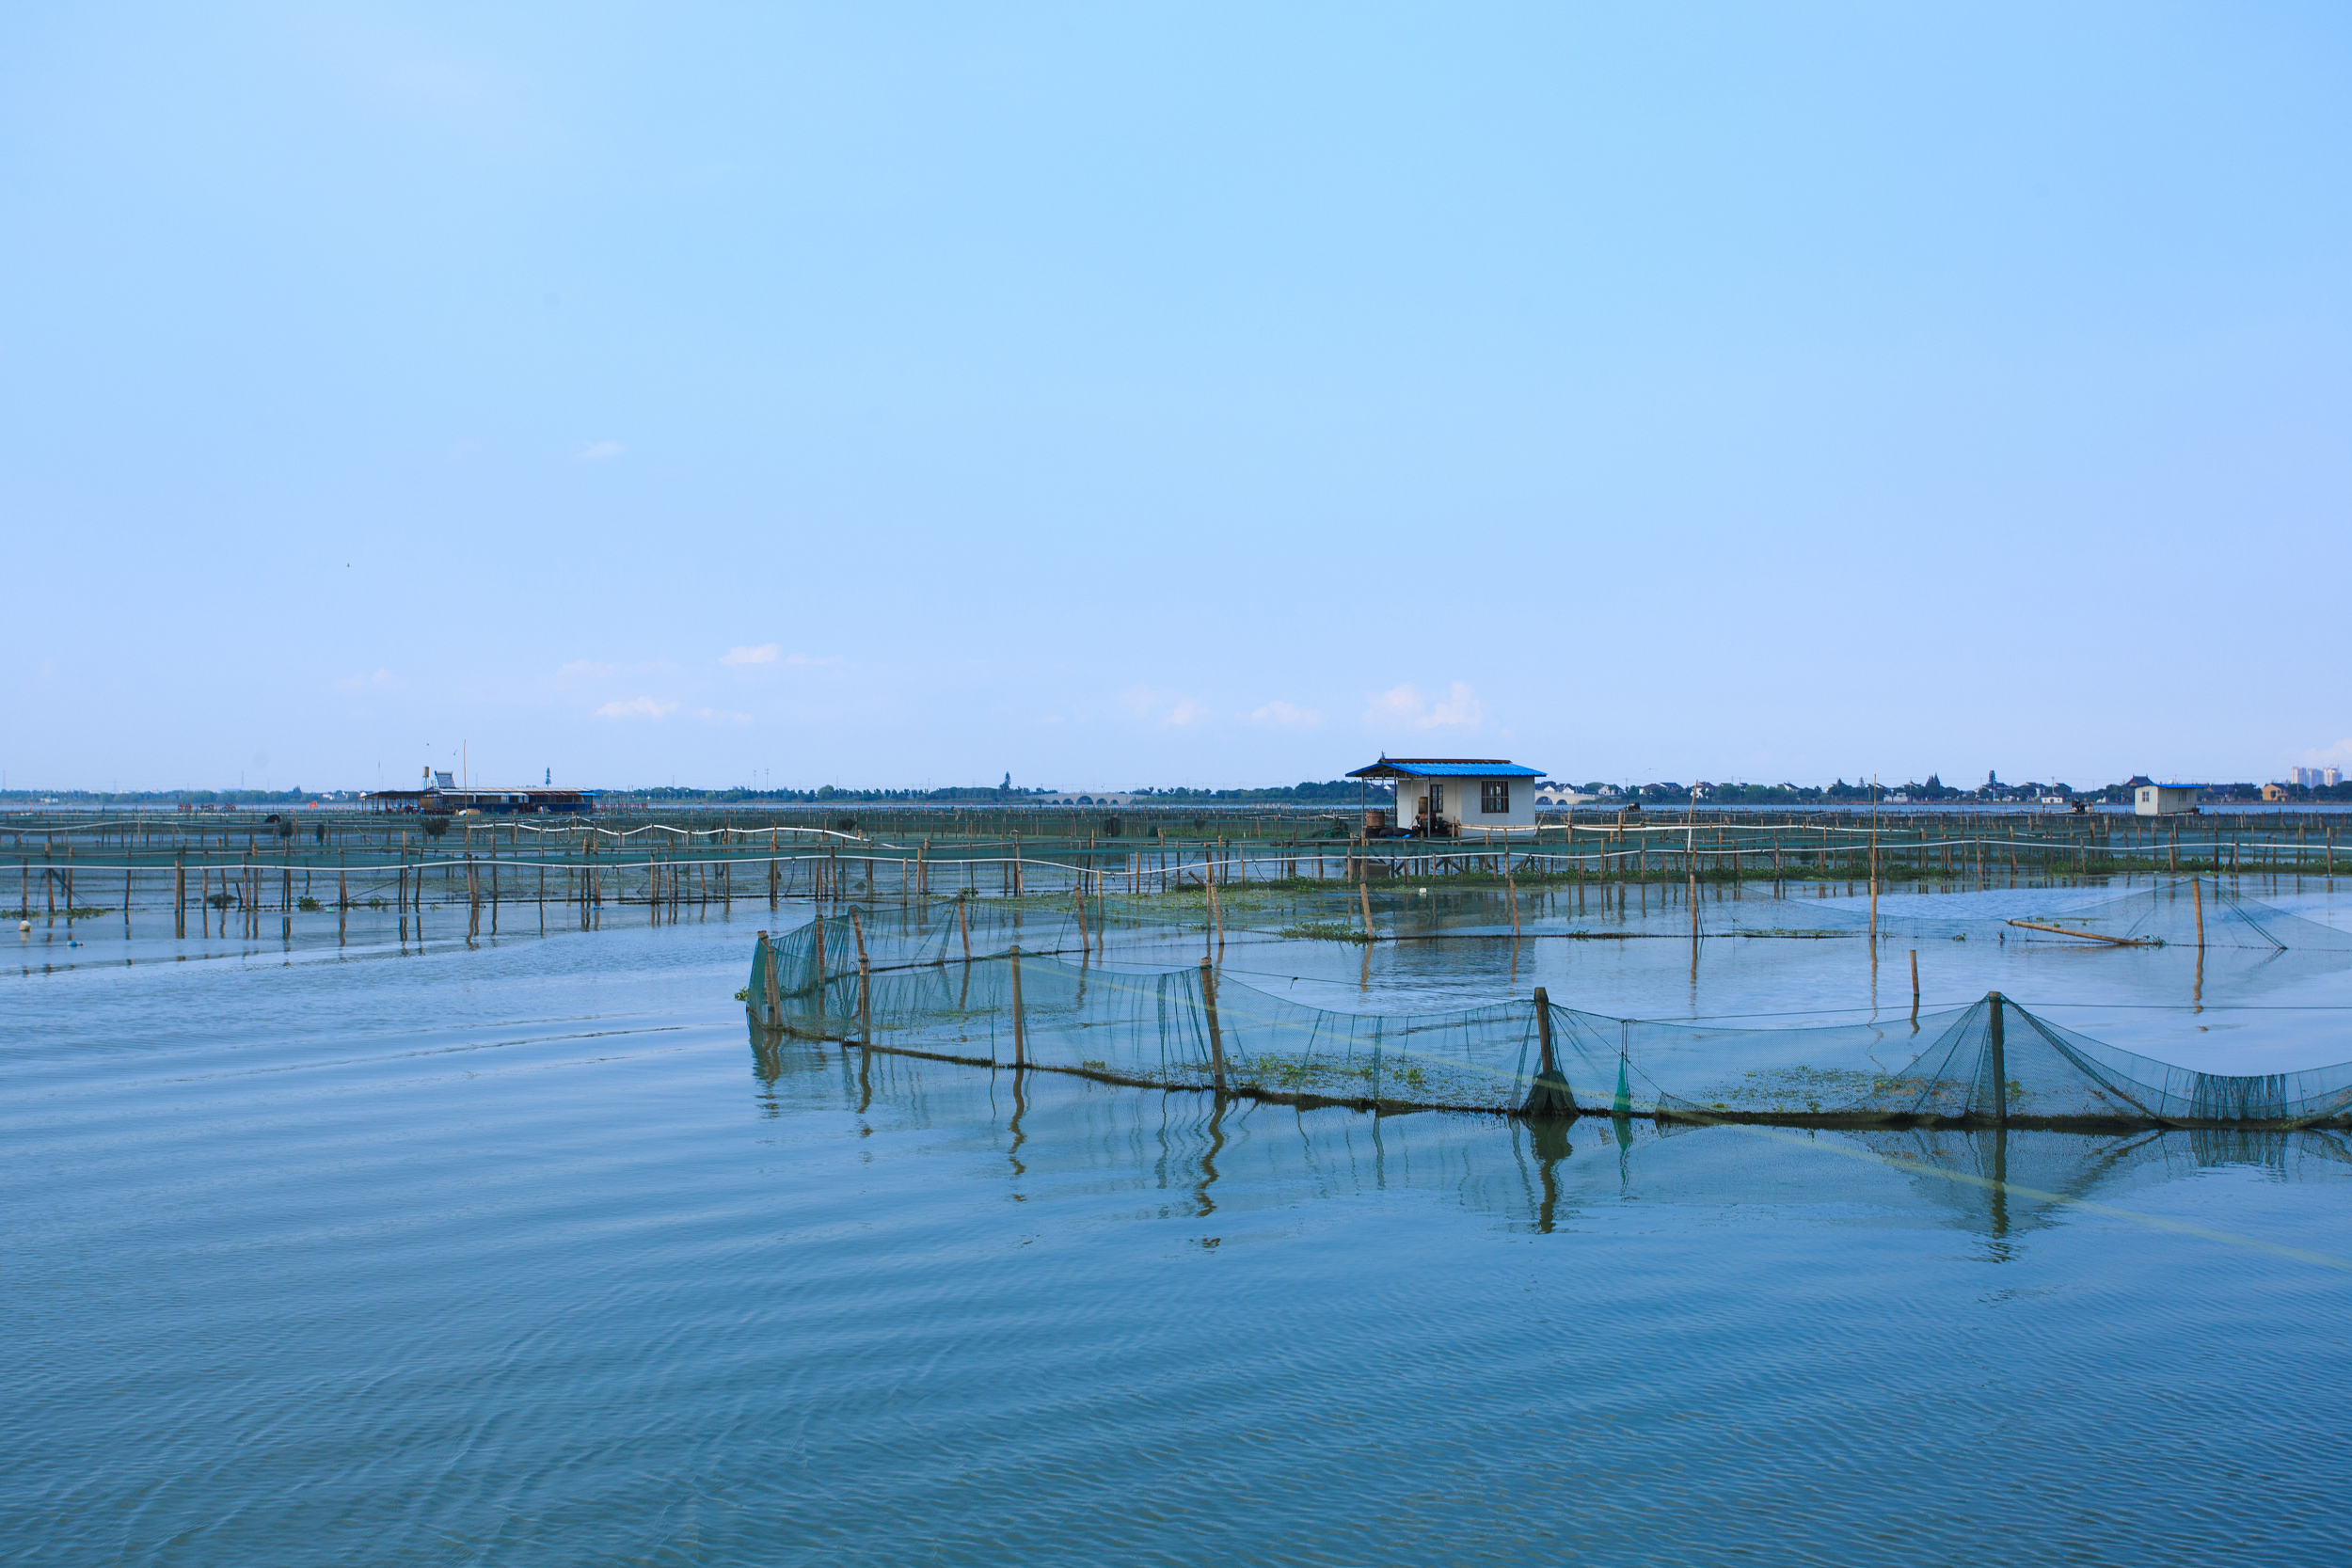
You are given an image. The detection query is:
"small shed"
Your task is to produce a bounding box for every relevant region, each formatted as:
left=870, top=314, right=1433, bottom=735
left=1345, top=757, right=1545, bottom=836
left=2127, top=777, right=2202, bottom=816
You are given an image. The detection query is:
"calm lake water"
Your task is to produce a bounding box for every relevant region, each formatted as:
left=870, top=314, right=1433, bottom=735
left=8, top=909, right=2352, bottom=1565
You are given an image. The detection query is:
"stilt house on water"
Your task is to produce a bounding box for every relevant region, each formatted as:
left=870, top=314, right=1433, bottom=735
left=1345, top=756, right=1545, bottom=837
left=363, top=770, right=594, bottom=816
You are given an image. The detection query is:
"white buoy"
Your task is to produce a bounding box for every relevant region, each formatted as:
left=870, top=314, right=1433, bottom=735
left=16, top=920, right=27, bottom=935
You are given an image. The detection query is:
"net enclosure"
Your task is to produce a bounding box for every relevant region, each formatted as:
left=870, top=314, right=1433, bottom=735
left=745, top=895, right=2352, bottom=1132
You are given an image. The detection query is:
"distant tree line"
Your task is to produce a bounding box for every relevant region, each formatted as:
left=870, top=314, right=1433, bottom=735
left=1125, top=781, right=1389, bottom=803
left=13, top=775, right=2351, bottom=807
left=620, top=779, right=1390, bottom=804
left=1562, top=776, right=2352, bottom=806
left=0, top=788, right=322, bottom=804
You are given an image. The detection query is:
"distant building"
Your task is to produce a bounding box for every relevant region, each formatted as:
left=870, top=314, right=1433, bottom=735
left=2126, top=777, right=2202, bottom=816
left=363, top=785, right=593, bottom=816
left=2263, top=783, right=2293, bottom=802
left=2289, top=766, right=2343, bottom=788
left=1345, top=756, right=1544, bottom=836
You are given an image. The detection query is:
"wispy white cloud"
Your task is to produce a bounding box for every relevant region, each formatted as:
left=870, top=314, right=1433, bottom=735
left=1364, top=681, right=1486, bottom=731
left=335, top=669, right=405, bottom=691
left=721, top=643, right=779, bottom=666
left=556, top=659, right=619, bottom=683
left=1248, top=700, right=1323, bottom=728
left=1120, top=687, right=1212, bottom=727
left=595, top=696, right=677, bottom=720
left=578, top=440, right=624, bottom=462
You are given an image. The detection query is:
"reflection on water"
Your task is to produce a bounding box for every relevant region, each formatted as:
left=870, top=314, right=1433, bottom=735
left=6, top=919, right=2352, bottom=1565
left=776, top=1017, right=2352, bottom=1252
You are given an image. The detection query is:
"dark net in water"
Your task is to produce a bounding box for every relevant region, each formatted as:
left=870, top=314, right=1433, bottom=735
left=744, top=900, right=2352, bottom=1132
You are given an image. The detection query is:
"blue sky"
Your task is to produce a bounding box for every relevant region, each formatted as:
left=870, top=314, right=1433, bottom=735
left=4, top=4, right=2347, bottom=793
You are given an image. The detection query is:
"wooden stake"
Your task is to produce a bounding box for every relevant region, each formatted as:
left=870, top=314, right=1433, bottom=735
left=764, top=928, right=784, bottom=1024
left=1909, top=949, right=1919, bottom=1023
left=1009, top=945, right=1026, bottom=1065
left=1868, top=805, right=1880, bottom=945
left=1986, top=990, right=2007, bottom=1126
left=851, top=910, right=871, bottom=1045
left=1199, top=958, right=1226, bottom=1093
left=1206, top=859, right=1223, bottom=957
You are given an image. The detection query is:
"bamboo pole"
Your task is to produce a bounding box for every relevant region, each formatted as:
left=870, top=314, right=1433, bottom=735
left=2005, top=919, right=2156, bottom=947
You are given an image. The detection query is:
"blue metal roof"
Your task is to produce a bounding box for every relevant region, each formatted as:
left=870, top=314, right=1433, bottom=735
left=1347, top=759, right=1545, bottom=780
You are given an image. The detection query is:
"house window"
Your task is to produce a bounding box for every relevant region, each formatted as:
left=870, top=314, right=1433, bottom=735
left=1481, top=781, right=1510, bottom=814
